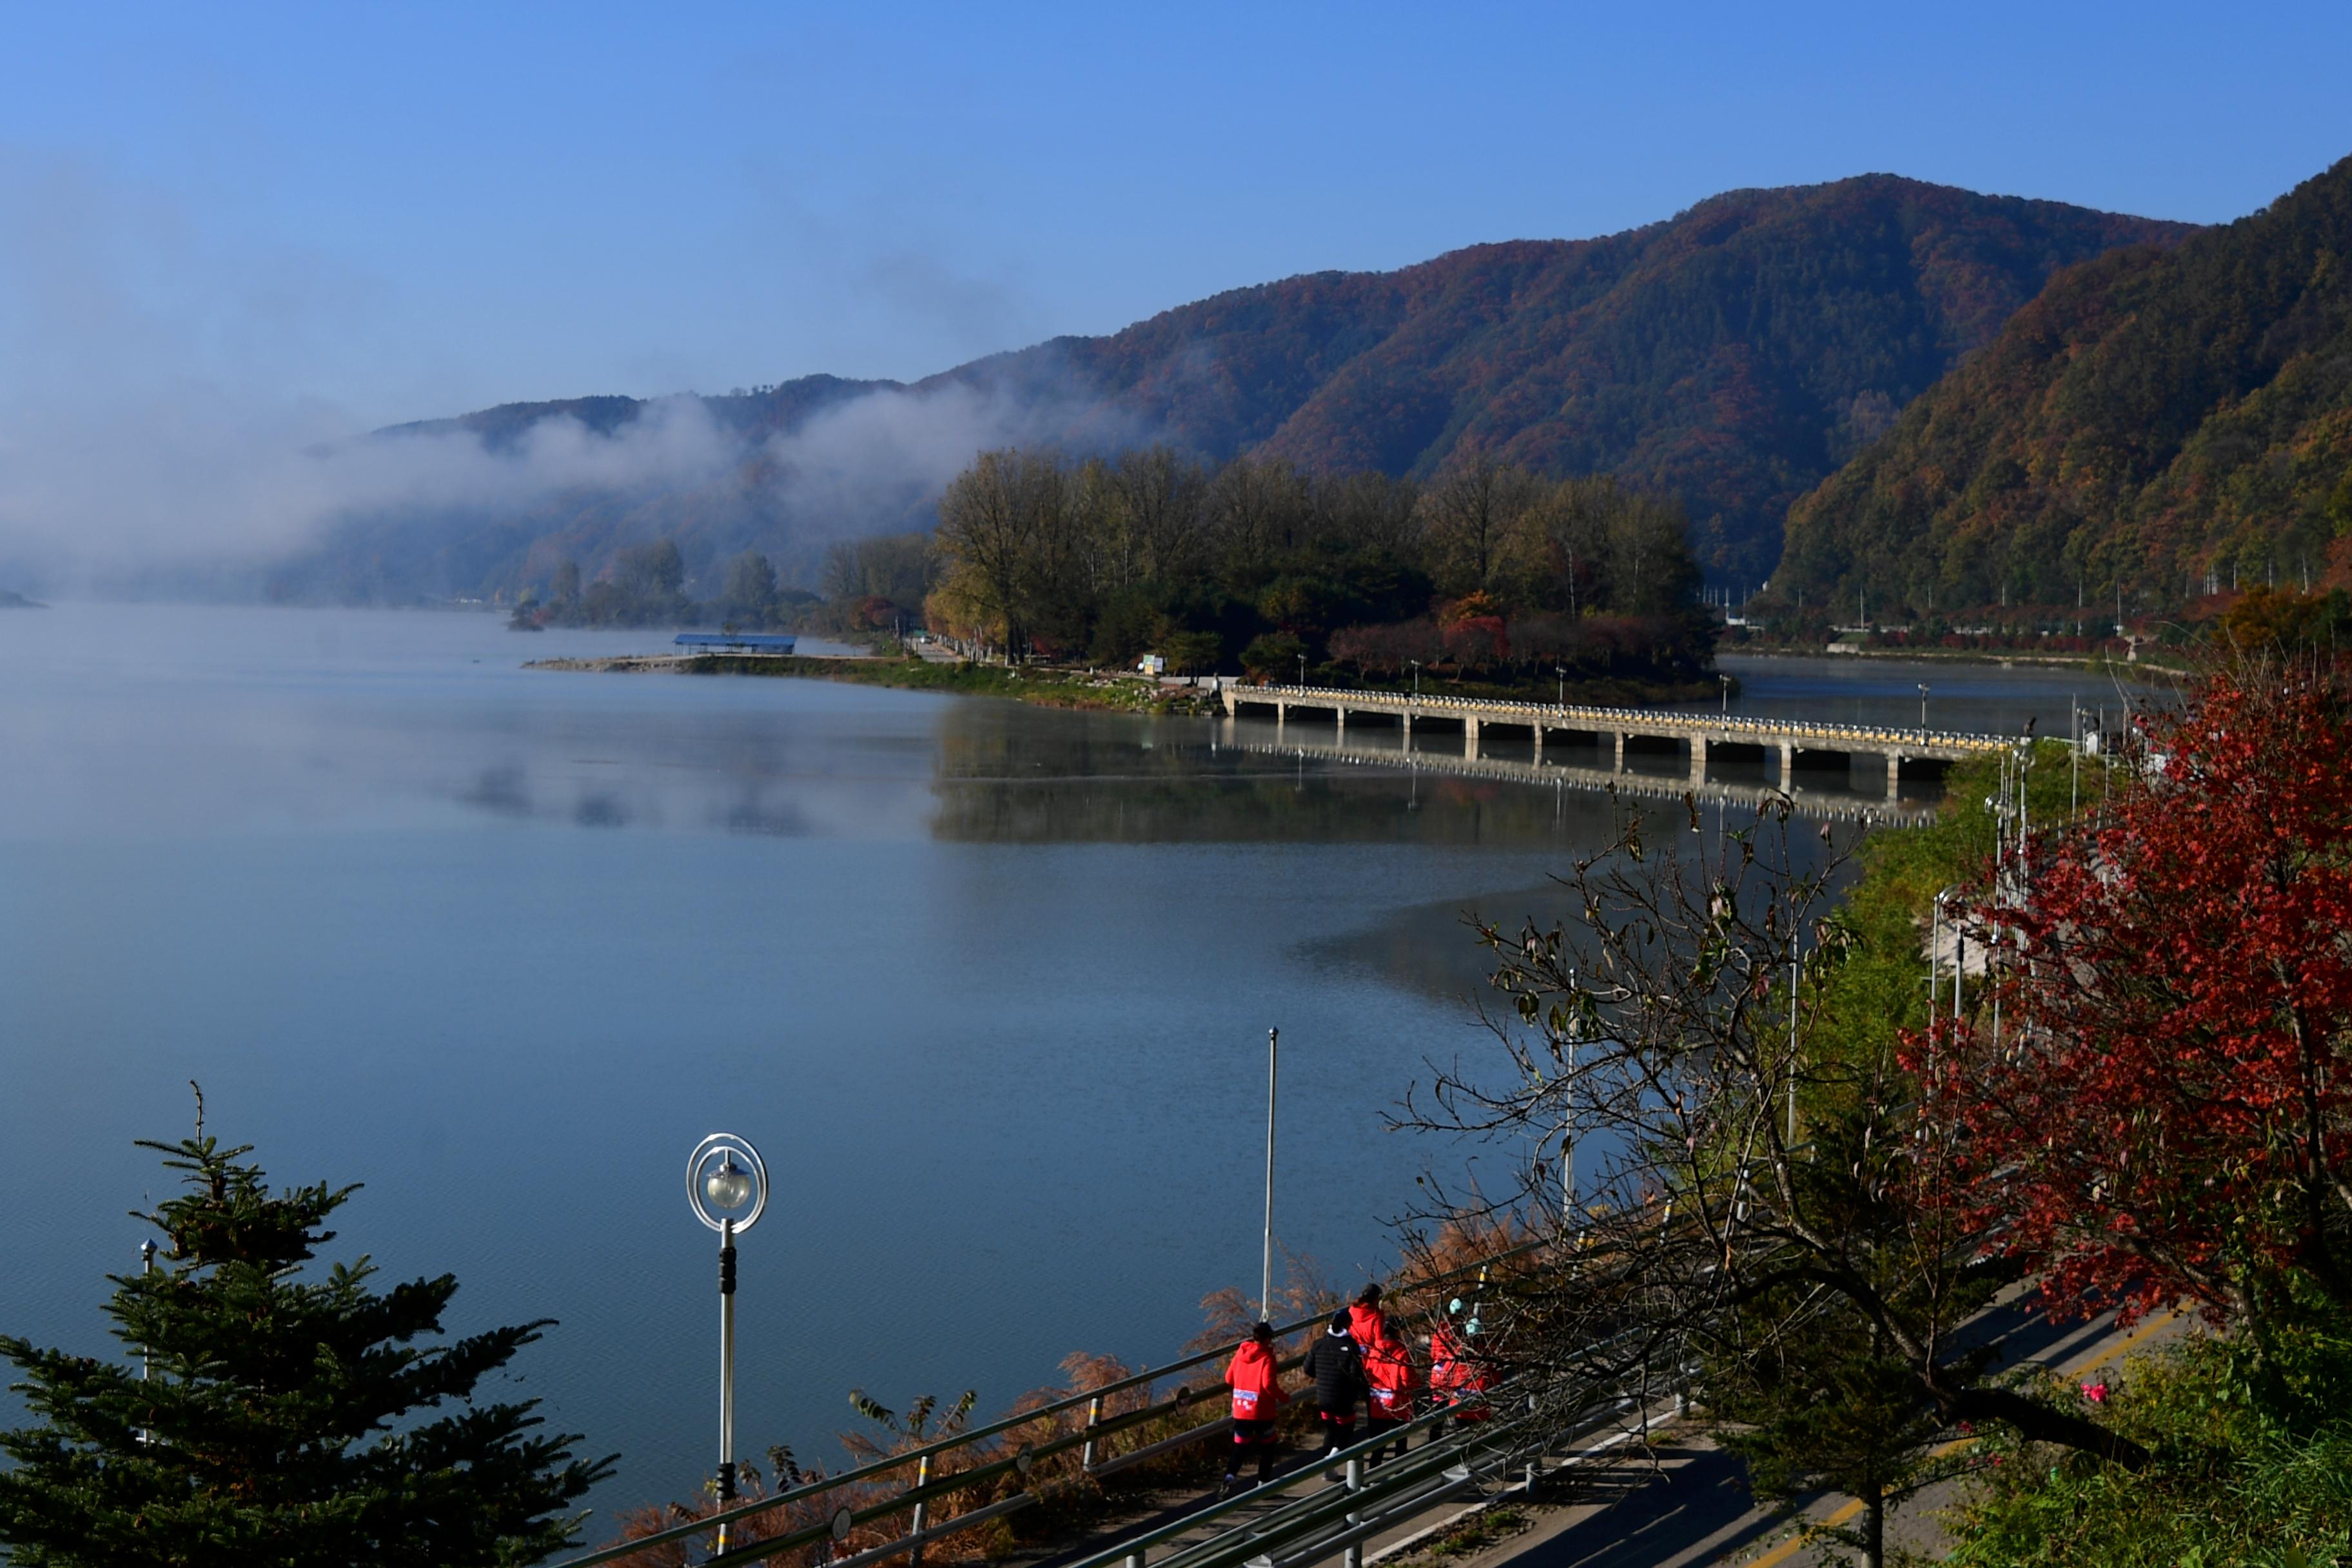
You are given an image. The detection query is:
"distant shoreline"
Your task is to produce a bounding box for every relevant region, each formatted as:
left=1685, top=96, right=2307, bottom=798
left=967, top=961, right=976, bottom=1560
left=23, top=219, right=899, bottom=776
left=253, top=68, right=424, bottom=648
left=1728, top=644, right=2190, bottom=678
left=525, top=652, right=1723, bottom=716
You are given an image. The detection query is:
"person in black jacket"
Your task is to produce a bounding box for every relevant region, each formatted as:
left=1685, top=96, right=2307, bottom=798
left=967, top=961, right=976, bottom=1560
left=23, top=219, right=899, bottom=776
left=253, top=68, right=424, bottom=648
left=1302, top=1309, right=1369, bottom=1474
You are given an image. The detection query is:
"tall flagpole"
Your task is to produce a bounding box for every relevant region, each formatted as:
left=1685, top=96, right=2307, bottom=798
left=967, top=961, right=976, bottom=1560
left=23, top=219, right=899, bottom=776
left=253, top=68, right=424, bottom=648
left=1261, top=1028, right=1278, bottom=1322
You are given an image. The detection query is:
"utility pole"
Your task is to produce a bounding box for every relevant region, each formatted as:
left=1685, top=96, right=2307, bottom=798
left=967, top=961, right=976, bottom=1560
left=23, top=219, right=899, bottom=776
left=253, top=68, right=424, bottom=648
left=1261, top=1028, right=1279, bottom=1324
left=138, top=1239, right=156, bottom=1447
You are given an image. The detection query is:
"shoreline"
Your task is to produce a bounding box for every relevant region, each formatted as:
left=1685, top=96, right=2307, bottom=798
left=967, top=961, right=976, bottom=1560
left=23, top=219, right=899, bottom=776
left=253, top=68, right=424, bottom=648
left=526, top=652, right=1228, bottom=714
left=525, top=652, right=1727, bottom=715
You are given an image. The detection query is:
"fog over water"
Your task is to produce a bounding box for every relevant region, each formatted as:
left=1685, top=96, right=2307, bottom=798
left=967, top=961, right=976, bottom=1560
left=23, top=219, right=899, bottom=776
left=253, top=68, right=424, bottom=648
left=0, top=605, right=2142, bottom=1527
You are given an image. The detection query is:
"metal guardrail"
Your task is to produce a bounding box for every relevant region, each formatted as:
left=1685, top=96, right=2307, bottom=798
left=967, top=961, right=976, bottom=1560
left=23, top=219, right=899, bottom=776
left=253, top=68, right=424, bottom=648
left=1233, top=685, right=2018, bottom=755
left=1053, top=1360, right=1680, bottom=1568
left=554, top=1242, right=1547, bottom=1568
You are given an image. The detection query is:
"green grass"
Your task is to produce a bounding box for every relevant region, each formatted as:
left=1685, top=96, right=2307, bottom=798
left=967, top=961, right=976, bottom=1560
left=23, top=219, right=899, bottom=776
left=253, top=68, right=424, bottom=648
left=681, top=655, right=1226, bottom=716
left=688, top=654, right=1724, bottom=714
left=1417, top=1505, right=1530, bottom=1563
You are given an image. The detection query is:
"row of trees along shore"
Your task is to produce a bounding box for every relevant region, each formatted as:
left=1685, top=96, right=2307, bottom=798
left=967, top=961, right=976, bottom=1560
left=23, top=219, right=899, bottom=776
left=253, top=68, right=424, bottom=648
left=514, top=541, right=825, bottom=632
left=925, top=447, right=1714, bottom=691
left=509, top=449, right=1718, bottom=697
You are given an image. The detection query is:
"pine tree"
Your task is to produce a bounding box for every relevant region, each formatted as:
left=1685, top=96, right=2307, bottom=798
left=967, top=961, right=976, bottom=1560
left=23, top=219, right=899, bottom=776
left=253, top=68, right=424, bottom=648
left=1708, top=1288, right=1960, bottom=1568
left=0, top=1104, right=614, bottom=1566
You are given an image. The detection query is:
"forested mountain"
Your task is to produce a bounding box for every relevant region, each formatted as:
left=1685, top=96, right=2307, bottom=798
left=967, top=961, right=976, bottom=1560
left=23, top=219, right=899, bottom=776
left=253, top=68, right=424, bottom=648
left=272, top=177, right=2185, bottom=605
left=1777, top=155, right=2352, bottom=615
left=1009, top=177, right=2184, bottom=585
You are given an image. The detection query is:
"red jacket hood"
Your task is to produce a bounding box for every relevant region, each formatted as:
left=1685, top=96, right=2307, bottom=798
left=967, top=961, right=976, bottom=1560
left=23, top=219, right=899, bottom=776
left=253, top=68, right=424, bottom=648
left=1227, top=1340, right=1281, bottom=1388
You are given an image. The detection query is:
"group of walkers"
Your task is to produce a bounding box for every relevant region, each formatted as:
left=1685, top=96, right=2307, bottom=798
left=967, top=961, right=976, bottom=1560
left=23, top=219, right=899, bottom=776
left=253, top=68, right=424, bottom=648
left=1218, top=1283, right=1491, bottom=1496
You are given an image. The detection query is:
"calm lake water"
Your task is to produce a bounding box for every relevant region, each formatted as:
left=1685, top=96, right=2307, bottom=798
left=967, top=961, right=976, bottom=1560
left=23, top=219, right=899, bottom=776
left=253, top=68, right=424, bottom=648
left=0, top=605, right=2147, bottom=1527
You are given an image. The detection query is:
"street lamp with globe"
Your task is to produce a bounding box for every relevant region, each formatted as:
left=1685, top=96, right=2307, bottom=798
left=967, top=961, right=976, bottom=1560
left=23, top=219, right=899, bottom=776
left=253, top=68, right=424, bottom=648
left=689, top=1133, right=769, bottom=1553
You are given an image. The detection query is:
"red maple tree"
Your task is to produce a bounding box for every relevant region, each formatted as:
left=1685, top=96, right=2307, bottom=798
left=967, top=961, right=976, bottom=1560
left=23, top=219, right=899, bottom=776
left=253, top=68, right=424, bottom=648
left=1916, top=658, right=2352, bottom=1328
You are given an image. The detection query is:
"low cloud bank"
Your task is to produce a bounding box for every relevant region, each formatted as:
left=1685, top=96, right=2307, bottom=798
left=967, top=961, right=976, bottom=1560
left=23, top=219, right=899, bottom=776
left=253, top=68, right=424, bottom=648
left=0, top=150, right=1137, bottom=600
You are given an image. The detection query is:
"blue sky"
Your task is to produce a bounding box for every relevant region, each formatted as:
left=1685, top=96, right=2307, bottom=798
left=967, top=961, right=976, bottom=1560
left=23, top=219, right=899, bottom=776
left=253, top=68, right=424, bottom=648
left=1, top=1, right=2348, bottom=426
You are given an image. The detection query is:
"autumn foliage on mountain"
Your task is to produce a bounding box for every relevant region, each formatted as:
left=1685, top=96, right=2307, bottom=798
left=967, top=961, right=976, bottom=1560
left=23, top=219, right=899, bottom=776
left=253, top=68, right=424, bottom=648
left=280, top=177, right=2182, bottom=605
left=1779, top=153, right=2352, bottom=616
left=1000, top=176, right=2184, bottom=585
left=1913, top=657, right=2352, bottom=1334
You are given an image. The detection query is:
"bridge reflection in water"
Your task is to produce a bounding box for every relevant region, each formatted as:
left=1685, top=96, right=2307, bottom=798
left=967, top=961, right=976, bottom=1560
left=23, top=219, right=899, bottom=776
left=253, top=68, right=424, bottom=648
left=1217, top=721, right=1936, bottom=825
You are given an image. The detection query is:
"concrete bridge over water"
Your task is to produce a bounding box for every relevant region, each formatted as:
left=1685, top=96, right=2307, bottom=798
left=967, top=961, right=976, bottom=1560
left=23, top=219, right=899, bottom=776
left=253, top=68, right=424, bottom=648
left=1222, top=685, right=2017, bottom=802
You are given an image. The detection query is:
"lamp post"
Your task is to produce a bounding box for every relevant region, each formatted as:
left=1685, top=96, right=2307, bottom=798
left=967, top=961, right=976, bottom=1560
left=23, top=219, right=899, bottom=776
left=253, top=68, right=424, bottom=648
left=689, top=1133, right=769, bottom=1554
left=1296, top=653, right=1306, bottom=688
left=1260, top=1029, right=1279, bottom=1324
left=1917, top=683, right=1931, bottom=730
left=1554, top=666, right=1566, bottom=708
left=1719, top=673, right=1731, bottom=714
left=1409, top=660, right=1421, bottom=696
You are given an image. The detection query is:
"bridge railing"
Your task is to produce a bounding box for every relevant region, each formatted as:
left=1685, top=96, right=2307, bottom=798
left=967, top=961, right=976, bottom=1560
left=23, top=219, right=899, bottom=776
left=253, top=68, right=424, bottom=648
left=1037, top=1304, right=1692, bottom=1568
left=1231, top=685, right=2017, bottom=752
left=551, top=1241, right=1547, bottom=1568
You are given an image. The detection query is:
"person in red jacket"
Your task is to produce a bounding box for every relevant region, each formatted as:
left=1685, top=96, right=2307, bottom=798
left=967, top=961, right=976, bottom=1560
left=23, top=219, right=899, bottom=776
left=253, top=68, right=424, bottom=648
left=1346, top=1283, right=1386, bottom=1349
left=1360, top=1323, right=1415, bottom=1463
left=1427, top=1298, right=1491, bottom=1430
left=1220, top=1321, right=1286, bottom=1495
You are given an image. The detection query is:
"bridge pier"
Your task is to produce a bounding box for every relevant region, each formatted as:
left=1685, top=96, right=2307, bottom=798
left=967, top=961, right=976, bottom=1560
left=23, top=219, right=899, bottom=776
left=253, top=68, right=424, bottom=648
left=1335, top=707, right=1346, bottom=741
left=1611, top=733, right=1625, bottom=772
left=1533, top=723, right=1543, bottom=763
left=1464, top=717, right=1480, bottom=759
left=1778, top=743, right=1794, bottom=789
left=1689, top=736, right=1708, bottom=785
left=1886, top=753, right=1905, bottom=802
left=1402, top=711, right=1413, bottom=747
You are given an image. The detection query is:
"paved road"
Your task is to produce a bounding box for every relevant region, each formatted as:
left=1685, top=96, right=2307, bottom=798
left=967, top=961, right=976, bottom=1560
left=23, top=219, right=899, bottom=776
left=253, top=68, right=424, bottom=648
left=1460, top=1302, right=2186, bottom=1568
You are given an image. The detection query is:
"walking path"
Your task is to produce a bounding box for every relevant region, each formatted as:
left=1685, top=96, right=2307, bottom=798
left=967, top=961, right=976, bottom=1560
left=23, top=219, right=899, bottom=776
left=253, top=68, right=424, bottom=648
left=1443, top=1304, right=2188, bottom=1568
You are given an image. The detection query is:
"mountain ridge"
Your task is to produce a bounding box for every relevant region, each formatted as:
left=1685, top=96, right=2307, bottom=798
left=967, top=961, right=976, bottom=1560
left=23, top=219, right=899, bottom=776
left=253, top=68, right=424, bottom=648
left=294, top=175, right=2191, bottom=603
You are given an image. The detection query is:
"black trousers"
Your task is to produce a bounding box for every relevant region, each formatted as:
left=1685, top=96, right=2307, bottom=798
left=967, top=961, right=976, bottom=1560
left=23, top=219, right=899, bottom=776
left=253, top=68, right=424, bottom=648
left=1364, top=1415, right=1406, bottom=1462
left=1226, top=1419, right=1277, bottom=1483
left=1318, top=1413, right=1357, bottom=1455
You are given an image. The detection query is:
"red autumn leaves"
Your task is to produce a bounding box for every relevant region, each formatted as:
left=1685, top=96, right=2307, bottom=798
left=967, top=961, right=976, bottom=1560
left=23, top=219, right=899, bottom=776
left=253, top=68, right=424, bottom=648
left=1906, top=663, right=2352, bottom=1326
